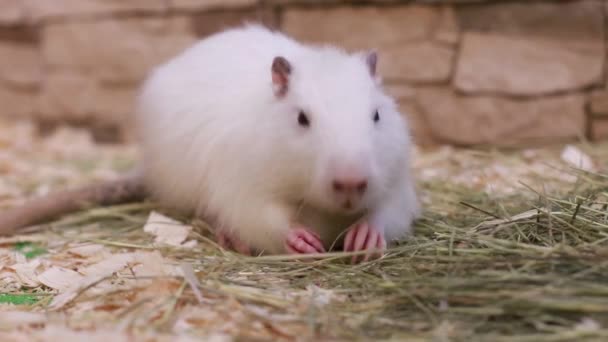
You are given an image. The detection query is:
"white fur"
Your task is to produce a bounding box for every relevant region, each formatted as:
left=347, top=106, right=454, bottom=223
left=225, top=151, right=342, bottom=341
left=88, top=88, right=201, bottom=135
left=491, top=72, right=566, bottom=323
left=135, top=25, right=420, bottom=254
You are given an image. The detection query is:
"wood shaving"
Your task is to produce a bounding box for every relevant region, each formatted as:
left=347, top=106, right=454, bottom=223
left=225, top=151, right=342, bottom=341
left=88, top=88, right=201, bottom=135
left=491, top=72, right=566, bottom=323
left=143, top=211, right=196, bottom=248
left=9, top=259, right=44, bottom=288
left=66, top=244, right=106, bottom=258
left=37, top=267, right=84, bottom=292
left=50, top=253, right=136, bottom=310
left=560, top=144, right=595, bottom=171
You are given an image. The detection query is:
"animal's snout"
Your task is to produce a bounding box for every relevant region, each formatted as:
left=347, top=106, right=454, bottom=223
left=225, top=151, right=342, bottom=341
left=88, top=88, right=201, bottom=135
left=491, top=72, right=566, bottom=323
left=327, top=154, right=372, bottom=211
left=332, top=177, right=368, bottom=195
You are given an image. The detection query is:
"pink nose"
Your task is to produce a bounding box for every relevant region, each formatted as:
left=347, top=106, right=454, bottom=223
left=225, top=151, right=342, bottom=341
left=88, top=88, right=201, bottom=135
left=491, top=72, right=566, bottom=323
left=332, top=177, right=368, bottom=194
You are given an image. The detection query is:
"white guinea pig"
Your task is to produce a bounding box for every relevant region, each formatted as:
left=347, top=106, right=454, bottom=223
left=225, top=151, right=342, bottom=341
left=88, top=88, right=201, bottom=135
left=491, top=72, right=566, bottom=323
left=136, top=24, right=421, bottom=261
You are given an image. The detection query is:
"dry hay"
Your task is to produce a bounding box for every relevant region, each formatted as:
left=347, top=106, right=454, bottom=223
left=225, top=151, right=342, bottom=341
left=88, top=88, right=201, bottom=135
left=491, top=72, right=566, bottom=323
left=0, top=118, right=607, bottom=341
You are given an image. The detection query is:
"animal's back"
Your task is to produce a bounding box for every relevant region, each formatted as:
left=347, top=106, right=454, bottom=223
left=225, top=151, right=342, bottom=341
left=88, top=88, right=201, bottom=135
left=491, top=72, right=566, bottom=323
left=136, top=25, right=302, bottom=214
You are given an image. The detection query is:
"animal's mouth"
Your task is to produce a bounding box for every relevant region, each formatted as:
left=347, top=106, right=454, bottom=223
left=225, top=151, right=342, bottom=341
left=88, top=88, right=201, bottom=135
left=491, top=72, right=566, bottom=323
left=343, top=200, right=352, bottom=210
left=301, top=195, right=366, bottom=216
left=339, top=200, right=367, bottom=215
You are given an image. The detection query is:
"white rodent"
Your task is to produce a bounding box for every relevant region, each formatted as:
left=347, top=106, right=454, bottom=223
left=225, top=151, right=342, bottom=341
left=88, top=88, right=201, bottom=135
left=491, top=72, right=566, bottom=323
left=136, top=24, right=420, bottom=258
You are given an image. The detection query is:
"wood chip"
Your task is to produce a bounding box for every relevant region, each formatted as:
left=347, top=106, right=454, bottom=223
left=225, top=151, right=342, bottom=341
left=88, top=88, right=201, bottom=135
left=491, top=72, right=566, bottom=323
left=38, top=267, right=84, bottom=292
left=66, top=244, right=106, bottom=258
left=49, top=253, right=136, bottom=310
left=132, top=251, right=182, bottom=278
left=561, top=145, right=594, bottom=171
left=143, top=212, right=195, bottom=248
left=9, top=259, right=42, bottom=288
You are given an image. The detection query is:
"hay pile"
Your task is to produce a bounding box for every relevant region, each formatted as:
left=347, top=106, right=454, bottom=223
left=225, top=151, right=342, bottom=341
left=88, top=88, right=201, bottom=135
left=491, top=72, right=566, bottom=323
left=0, top=118, right=607, bottom=341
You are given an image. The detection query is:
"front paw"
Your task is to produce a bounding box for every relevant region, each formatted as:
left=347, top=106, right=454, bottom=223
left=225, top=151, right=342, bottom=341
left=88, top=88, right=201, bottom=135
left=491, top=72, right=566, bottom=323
left=216, top=230, right=252, bottom=255
left=285, top=227, right=326, bottom=254
left=343, top=222, right=386, bottom=264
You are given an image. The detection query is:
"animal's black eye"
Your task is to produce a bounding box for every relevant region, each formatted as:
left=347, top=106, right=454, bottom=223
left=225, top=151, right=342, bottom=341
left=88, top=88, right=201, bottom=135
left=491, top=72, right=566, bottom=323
left=373, top=110, right=380, bottom=123
left=298, top=111, right=310, bottom=127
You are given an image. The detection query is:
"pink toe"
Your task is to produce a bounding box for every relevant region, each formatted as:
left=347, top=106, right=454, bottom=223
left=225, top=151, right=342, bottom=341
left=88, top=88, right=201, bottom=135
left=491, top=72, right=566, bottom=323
left=353, top=223, right=369, bottom=251
left=286, top=244, right=298, bottom=254
left=216, top=231, right=229, bottom=248
left=366, top=229, right=379, bottom=249
left=292, top=238, right=307, bottom=252
left=303, top=229, right=322, bottom=241
left=216, top=230, right=251, bottom=255
left=300, top=231, right=325, bottom=253
left=343, top=223, right=386, bottom=263
left=344, top=228, right=355, bottom=252
left=233, top=240, right=251, bottom=255
left=350, top=224, right=367, bottom=264
left=363, top=230, right=381, bottom=262
left=301, top=242, right=318, bottom=254
left=285, top=228, right=325, bottom=254
left=377, top=235, right=386, bottom=249
left=286, top=238, right=311, bottom=254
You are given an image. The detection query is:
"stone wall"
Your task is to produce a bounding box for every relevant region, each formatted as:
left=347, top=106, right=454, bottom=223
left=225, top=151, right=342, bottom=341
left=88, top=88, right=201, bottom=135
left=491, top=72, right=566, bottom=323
left=0, top=0, right=606, bottom=146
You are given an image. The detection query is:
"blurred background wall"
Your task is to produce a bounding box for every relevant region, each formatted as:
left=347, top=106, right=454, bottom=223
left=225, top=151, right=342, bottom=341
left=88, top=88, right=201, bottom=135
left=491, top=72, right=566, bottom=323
left=0, top=0, right=606, bottom=147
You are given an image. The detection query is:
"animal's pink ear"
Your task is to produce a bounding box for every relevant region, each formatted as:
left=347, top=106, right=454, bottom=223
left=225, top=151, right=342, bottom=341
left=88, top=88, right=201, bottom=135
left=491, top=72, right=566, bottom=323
left=271, top=56, right=291, bottom=98
left=364, top=50, right=378, bottom=77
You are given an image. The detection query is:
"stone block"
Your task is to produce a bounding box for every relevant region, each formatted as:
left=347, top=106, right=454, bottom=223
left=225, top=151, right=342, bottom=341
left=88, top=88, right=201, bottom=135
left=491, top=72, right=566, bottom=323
left=400, top=101, right=436, bottom=147
left=24, top=0, right=166, bottom=21
left=456, top=0, right=602, bottom=40
left=0, top=0, right=24, bottom=25
left=38, top=71, right=136, bottom=125
left=455, top=33, right=603, bottom=95
left=170, top=0, right=258, bottom=11
left=416, top=88, right=586, bottom=146
left=0, top=86, right=38, bottom=118
left=385, top=83, right=416, bottom=100
left=0, top=40, right=42, bottom=89
left=383, top=42, right=453, bottom=83
left=454, top=0, right=604, bottom=95
left=588, top=90, right=608, bottom=118
left=282, top=5, right=456, bottom=83
left=191, top=8, right=277, bottom=37
left=384, top=84, right=436, bottom=146
left=590, top=119, right=608, bottom=141
left=42, top=17, right=197, bottom=85
left=435, top=5, right=460, bottom=45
